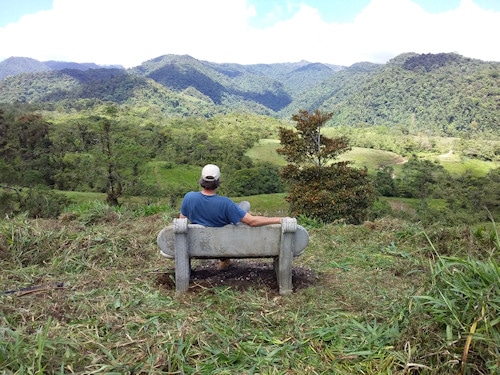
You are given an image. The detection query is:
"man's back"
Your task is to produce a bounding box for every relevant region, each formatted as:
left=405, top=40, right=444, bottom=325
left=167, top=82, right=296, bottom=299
left=180, top=191, right=246, bottom=227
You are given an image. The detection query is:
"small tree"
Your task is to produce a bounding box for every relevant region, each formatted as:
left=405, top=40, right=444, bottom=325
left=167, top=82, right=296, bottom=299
left=374, top=165, right=397, bottom=196
left=278, top=110, right=374, bottom=224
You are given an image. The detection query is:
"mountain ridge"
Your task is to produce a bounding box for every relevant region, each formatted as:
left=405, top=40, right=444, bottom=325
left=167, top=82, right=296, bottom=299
left=0, top=53, right=498, bottom=136
left=0, top=56, right=124, bottom=80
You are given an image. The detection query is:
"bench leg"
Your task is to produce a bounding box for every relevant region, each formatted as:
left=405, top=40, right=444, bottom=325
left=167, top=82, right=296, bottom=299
left=276, top=254, right=293, bottom=295
left=174, top=220, right=190, bottom=294
left=277, top=218, right=297, bottom=295
left=175, top=253, right=190, bottom=294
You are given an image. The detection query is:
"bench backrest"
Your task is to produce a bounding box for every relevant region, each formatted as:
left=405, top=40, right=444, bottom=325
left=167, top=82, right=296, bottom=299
left=157, top=218, right=309, bottom=258
left=179, top=223, right=285, bottom=257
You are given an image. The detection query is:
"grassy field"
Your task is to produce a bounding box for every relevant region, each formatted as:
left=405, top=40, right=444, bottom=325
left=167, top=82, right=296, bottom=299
left=246, top=139, right=498, bottom=177
left=246, top=140, right=405, bottom=173
left=436, top=155, right=498, bottom=176
left=146, top=162, right=201, bottom=189
left=1, top=204, right=498, bottom=374
left=246, top=139, right=286, bottom=167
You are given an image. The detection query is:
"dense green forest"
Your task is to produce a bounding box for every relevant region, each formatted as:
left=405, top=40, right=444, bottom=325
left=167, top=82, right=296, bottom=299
left=1, top=52, right=499, bottom=137
left=0, top=104, right=287, bottom=211
left=0, top=102, right=498, bottom=225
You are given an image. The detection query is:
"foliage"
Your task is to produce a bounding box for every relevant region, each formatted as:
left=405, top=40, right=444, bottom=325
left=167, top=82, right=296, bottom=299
left=1, top=106, right=280, bottom=211
left=374, top=165, right=397, bottom=196
left=283, top=53, right=500, bottom=137
left=0, top=186, right=73, bottom=219
left=368, top=198, right=394, bottom=220
left=20, top=187, right=74, bottom=219
left=369, top=154, right=500, bottom=225
left=2, top=53, right=500, bottom=137
left=405, top=226, right=500, bottom=374
left=442, top=168, right=500, bottom=223
left=224, top=162, right=285, bottom=197
left=0, top=112, right=54, bottom=186
left=278, top=109, right=375, bottom=224
left=395, top=156, right=449, bottom=201
left=0, top=103, right=498, bottom=226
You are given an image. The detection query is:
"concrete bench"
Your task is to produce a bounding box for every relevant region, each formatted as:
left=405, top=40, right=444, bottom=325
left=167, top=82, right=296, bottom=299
left=157, top=217, right=309, bottom=295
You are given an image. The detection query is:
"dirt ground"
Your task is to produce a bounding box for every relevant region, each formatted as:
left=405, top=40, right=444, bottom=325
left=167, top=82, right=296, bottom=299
left=155, top=259, right=318, bottom=295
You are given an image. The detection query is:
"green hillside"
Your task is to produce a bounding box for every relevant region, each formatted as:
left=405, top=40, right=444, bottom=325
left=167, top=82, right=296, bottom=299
left=0, top=69, right=222, bottom=117
left=247, top=139, right=405, bottom=172
left=1, top=53, right=499, bottom=137
left=281, top=53, right=500, bottom=136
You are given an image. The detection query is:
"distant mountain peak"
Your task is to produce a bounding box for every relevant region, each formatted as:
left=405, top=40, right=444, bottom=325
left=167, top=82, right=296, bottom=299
left=402, top=52, right=471, bottom=72
left=0, top=56, right=123, bottom=80
left=0, top=56, right=51, bottom=80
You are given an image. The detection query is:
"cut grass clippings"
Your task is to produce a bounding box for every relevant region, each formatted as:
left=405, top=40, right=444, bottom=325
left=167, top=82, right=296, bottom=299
left=1, top=208, right=499, bottom=374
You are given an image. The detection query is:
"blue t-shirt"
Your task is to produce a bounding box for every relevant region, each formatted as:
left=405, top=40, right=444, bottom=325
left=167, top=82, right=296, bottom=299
left=180, top=192, right=247, bottom=227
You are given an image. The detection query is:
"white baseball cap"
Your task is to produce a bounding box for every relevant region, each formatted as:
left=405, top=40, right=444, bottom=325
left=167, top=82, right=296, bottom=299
left=201, top=164, right=220, bottom=181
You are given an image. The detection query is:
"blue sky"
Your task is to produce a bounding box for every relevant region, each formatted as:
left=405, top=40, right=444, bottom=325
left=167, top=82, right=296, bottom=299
left=1, top=0, right=499, bottom=67
left=248, top=0, right=500, bottom=25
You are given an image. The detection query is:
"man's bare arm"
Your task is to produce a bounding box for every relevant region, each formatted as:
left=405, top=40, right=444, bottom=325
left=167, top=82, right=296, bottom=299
left=240, top=213, right=283, bottom=227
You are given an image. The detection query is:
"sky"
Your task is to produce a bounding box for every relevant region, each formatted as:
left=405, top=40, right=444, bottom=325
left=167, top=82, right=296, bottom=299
left=0, top=0, right=499, bottom=68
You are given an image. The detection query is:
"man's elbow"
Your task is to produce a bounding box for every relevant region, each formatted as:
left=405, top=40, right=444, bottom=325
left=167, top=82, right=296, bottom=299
left=241, top=217, right=257, bottom=226
left=241, top=214, right=259, bottom=227
left=241, top=214, right=281, bottom=227
left=246, top=219, right=260, bottom=227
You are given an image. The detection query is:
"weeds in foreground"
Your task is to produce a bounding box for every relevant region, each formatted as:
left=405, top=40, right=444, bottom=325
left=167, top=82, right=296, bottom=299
left=0, top=206, right=499, bottom=374
left=404, top=222, right=500, bottom=374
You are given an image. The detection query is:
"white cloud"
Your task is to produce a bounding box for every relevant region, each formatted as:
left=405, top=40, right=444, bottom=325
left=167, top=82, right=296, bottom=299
left=0, top=0, right=499, bottom=67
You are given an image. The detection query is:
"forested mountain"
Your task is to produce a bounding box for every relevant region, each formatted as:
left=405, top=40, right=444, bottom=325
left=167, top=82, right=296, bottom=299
left=0, top=68, right=222, bottom=117
left=286, top=53, right=500, bottom=135
left=0, top=53, right=499, bottom=136
left=0, top=57, right=52, bottom=80
left=44, top=60, right=122, bottom=71
left=0, top=57, right=122, bottom=80
left=129, top=54, right=336, bottom=112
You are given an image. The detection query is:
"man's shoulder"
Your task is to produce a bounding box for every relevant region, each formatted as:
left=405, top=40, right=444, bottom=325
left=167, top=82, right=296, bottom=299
left=213, top=195, right=235, bottom=204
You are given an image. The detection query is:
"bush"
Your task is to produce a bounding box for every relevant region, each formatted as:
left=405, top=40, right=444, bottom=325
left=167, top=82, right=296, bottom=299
left=0, top=187, right=73, bottom=219
left=368, top=198, right=393, bottom=220
left=225, top=163, right=285, bottom=197
left=278, top=110, right=375, bottom=224
left=20, top=188, right=74, bottom=219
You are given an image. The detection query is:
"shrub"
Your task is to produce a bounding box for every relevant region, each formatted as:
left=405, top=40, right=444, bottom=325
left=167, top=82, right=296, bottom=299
left=278, top=110, right=375, bottom=224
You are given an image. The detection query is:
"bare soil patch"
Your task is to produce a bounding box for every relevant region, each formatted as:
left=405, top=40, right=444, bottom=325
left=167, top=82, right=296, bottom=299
left=156, top=259, right=318, bottom=294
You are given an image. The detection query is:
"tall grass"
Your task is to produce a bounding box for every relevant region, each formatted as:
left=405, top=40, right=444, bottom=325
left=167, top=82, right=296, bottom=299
left=1, top=205, right=499, bottom=373
left=405, top=222, right=500, bottom=374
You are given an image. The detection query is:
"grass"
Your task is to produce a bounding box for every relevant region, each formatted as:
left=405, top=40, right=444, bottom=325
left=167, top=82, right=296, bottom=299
left=146, top=162, right=201, bottom=188
left=236, top=193, right=288, bottom=215
left=338, top=147, right=405, bottom=173
left=383, top=197, right=447, bottom=211
left=246, top=140, right=406, bottom=173
left=3, top=134, right=498, bottom=373
left=246, top=139, right=286, bottom=166
left=246, top=138, right=498, bottom=178
left=437, top=156, right=498, bottom=177
left=62, top=190, right=106, bottom=202
left=1, top=204, right=499, bottom=374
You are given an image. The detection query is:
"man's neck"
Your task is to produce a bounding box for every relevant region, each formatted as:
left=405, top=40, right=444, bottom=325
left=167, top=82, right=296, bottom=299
left=201, top=188, right=217, bottom=196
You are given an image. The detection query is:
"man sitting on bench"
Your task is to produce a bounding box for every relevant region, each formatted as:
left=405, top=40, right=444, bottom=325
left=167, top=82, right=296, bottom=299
left=179, top=164, right=287, bottom=270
